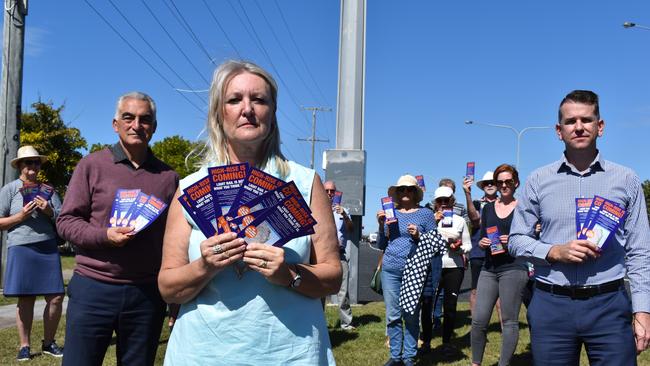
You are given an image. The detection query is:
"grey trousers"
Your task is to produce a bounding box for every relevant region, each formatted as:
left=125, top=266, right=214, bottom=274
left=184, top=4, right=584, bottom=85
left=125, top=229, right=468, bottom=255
left=338, top=260, right=353, bottom=328
left=471, top=268, right=528, bottom=366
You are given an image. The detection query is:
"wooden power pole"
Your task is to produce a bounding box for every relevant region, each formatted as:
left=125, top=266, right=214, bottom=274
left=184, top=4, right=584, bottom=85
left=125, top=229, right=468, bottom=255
left=298, top=106, right=331, bottom=169
left=0, top=0, right=27, bottom=282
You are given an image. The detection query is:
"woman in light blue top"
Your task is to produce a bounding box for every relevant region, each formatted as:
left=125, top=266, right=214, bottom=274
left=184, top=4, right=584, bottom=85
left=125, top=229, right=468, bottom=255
left=159, top=60, right=341, bottom=365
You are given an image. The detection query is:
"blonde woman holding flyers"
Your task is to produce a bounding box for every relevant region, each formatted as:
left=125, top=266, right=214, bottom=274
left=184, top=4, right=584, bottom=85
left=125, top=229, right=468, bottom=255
left=470, top=164, right=528, bottom=366
left=159, top=60, right=341, bottom=365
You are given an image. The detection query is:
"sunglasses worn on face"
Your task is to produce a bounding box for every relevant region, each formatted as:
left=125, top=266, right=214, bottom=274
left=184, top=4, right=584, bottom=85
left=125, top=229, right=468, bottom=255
left=396, top=186, right=417, bottom=194
left=325, top=189, right=336, bottom=193
left=483, top=181, right=495, bottom=187
left=496, top=179, right=516, bottom=187
left=23, top=159, right=41, bottom=166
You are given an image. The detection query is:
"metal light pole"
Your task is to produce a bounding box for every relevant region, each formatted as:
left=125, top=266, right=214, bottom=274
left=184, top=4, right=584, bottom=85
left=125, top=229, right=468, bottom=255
left=464, top=120, right=552, bottom=169
left=623, top=22, right=650, bottom=31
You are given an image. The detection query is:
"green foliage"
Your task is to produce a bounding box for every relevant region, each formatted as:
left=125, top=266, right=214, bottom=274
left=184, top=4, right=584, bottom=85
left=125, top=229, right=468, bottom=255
left=20, top=101, right=87, bottom=197
left=642, top=179, right=650, bottom=221
left=89, top=143, right=111, bottom=153
left=151, top=135, right=203, bottom=179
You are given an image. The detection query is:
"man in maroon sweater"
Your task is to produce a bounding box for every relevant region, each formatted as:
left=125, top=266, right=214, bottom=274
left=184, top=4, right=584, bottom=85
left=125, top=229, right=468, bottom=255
left=57, top=92, right=179, bottom=366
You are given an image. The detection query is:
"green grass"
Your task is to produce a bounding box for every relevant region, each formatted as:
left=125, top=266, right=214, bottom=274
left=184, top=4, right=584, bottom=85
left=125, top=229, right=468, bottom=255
left=0, top=301, right=648, bottom=365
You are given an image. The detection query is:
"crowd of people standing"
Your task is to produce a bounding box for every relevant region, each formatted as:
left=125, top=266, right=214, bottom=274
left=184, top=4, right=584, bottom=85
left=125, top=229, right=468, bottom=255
left=0, top=58, right=648, bottom=366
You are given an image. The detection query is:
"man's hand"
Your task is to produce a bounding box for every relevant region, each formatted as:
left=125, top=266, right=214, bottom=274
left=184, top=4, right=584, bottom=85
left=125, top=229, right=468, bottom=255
left=107, top=226, right=135, bottom=247
left=634, top=312, right=650, bottom=353
left=546, top=240, right=600, bottom=263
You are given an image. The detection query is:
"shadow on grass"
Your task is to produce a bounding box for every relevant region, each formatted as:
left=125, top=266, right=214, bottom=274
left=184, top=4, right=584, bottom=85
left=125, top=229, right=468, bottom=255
left=354, top=313, right=381, bottom=327
left=328, top=328, right=359, bottom=348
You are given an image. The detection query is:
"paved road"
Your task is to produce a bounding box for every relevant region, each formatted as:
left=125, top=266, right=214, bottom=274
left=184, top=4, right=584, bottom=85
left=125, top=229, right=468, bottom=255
left=0, top=270, right=73, bottom=329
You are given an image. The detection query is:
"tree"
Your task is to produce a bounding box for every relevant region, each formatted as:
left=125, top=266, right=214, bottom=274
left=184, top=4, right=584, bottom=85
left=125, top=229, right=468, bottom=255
left=89, top=143, right=111, bottom=153
left=20, top=101, right=87, bottom=196
left=151, top=135, right=202, bottom=179
left=642, top=179, right=650, bottom=221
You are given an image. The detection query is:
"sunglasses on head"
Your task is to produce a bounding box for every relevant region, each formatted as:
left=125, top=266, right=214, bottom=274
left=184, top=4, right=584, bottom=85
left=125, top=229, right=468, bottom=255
left=396, top=186, right=417, bottom=194
left=496, top=179, right=516, bottom=187
left=22, top=159, right=41, bottom=166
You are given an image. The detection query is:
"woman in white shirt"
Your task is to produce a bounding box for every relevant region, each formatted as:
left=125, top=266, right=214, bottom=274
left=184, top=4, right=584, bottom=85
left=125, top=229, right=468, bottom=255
left=432, top=186, right=471, bottom=356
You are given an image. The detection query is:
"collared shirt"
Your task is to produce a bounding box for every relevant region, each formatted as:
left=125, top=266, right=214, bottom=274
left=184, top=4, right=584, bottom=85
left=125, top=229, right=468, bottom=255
left=111, top=143, right=154, bottom=170
left=332, top=206, right=350, bottom=260
left=509, top=152, right=650, bottom=312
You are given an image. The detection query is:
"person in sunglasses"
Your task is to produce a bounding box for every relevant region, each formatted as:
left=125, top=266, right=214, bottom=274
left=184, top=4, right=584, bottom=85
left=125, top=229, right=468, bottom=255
left=430, top=185, right=471, bottom=357
left=470, top=164, right=528, bottom=366
left=377, top=175, right=435, bottom=366
left=0, top=146, right=64, bottom=361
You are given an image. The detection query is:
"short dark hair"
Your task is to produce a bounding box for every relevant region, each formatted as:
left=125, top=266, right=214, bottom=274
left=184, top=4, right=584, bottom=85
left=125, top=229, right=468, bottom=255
left=493, top=163, right=519, bottom=187
left=558, top=90, right=600, bottom=123
left=438, top=178, right=456, bottom=193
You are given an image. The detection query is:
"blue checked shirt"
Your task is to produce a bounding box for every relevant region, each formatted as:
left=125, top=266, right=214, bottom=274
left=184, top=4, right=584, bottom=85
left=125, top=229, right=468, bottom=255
left=509, top=153, right=650, bottom=313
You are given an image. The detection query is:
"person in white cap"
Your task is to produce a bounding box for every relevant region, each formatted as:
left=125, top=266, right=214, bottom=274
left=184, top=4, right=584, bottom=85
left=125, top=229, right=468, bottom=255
left=462, top=171, right=498, bottom=315
left=431, top=185, right=471, bottom=357
left=0, top=145, right=64, bottom=361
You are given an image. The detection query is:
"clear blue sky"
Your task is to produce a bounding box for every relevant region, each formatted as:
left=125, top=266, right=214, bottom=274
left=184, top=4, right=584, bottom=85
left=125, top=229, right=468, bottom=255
left=7, top=1, right=650, bottom=234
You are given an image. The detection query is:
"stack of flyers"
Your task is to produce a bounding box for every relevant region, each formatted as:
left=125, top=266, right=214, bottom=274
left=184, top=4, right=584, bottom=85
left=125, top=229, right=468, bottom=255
left=486, top=226, right=505, bottom=255
left=381, top=197, right=397, bottom=224
left=576, top=195, right=626, bottom=249
left=575, top=197, right=593, bottom=237
left=237, top=194, right=316, bottom=247
left=178, top=165, right=317, bottom=247
left=208, top=163, right=248, bottom=216
left=109, top=189, right=141, bottom=227
left=441, top=208, right=453, bottom=228
left=466, top=162, right=475, bottom=181
left=415, top=175, right=426, bottom=191
left=108, top=189, right=168, bottom=234
left=19, top=183, right=41, bottom=206
left=331, top=191, right=342, bottom=206
left=181, top=176, right=217, bottom=235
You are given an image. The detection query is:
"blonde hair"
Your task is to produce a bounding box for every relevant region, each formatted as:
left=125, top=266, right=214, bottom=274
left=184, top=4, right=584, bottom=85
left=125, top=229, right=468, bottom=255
left=197, top=60, right=289, bottom=177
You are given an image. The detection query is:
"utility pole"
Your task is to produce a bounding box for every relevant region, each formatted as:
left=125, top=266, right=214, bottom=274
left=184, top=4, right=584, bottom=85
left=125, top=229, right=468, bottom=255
left=0, top=0, right=27, bottom=283
left=298, top=106, right=331, bottom=169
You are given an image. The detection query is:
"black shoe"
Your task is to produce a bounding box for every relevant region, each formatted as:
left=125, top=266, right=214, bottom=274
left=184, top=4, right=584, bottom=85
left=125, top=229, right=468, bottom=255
left=384, top=358, right=403, bottom=366
left=42, top=340, right=64, bottom=358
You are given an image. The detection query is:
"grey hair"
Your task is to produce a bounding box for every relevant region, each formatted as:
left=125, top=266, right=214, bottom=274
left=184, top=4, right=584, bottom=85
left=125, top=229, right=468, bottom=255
left=198, top=60, right=288, bottom=178
left=114, top=91, right=157, bottom=123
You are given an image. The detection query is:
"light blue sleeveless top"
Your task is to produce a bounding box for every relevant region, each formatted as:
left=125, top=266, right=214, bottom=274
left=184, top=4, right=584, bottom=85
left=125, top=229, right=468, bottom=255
left=164, top=159, right=336, bottom=365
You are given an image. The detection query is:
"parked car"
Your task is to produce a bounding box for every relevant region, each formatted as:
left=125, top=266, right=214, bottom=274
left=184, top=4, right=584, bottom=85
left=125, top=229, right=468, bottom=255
left=368, top=232, right=378, bottom=243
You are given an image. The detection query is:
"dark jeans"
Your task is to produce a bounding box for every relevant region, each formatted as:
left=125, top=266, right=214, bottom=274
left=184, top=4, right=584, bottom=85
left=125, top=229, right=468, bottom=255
left=528, top=285, right=636, bottom=366
left=62, top=274, right=166, bottom=366
left=435, top=267, right=464, bottom=343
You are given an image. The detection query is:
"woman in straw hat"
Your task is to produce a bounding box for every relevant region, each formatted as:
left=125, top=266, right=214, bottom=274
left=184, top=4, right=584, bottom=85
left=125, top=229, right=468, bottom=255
left=0, top=146, right=64, bottom=361
left=376, top=174, right=436, bottom=366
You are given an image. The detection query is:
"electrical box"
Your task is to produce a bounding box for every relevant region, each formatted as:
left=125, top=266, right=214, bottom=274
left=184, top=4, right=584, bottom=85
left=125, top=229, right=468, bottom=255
left=323, top=149, right=365, bottom=216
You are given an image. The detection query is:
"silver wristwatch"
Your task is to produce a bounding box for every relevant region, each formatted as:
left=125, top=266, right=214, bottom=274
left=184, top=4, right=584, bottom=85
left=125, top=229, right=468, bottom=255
left=289, top=265, right=302, bottom=288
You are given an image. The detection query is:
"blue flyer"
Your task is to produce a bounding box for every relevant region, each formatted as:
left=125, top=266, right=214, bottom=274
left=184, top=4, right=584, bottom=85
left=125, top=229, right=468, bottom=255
left=208, top=163, right=249, bottom=216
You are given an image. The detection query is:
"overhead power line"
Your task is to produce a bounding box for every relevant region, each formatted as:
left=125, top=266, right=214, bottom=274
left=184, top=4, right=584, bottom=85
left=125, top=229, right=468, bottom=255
left=139, top=0, right=210, bottom=85
left=82, top=0, right=205, bottom=114
left=200, top=0, right=243, bottom=59
left=106, top=0, right=205, bottom=106
left=164, top=0, right=216, bottom=66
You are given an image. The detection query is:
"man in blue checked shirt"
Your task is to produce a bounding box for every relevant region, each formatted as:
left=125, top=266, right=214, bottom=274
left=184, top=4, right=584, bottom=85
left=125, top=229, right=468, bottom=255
left=509, top=90, right=650, bottom=366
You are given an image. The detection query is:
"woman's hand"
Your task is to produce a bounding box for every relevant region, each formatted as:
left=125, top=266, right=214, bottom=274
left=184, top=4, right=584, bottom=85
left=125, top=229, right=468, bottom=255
left=33, top=196, right=54, bottom=217
left=19, top=201, right=38, bottom=221
left=434, top=210, right=443, bottom=222
left=407, top=223, right=420, bottom=241
left=479, top=237, right=491, bottom=249
left=376, top=210, right=386, bottom=226
left=449, top=238, right=462, bottom=250
left=463, top=176, right=473, bottom=194
left=199, top=232, right=246, bottom=272
left=242, top=243, right=290, bottom=286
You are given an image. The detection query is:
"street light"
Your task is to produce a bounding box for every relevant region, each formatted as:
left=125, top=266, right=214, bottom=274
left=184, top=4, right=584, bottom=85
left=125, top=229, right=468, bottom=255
left=623, top=22, right=650, bottom=31
left=464, top=120, right=552, bottom=169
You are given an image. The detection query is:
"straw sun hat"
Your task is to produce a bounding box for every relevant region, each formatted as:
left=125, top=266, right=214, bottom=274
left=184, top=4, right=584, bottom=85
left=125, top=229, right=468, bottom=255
left=387, top=174, right=424, bottom=203
left=10, top=146, right=48, bottom=169
left=476, top=171, right=494, bottom=190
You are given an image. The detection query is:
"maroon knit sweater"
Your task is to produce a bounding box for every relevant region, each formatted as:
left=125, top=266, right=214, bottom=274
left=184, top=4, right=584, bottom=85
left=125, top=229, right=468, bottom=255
left=57, top=147, right=178, bottom=284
